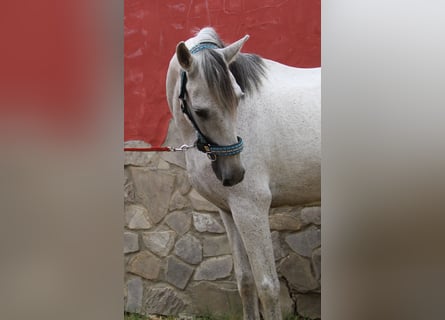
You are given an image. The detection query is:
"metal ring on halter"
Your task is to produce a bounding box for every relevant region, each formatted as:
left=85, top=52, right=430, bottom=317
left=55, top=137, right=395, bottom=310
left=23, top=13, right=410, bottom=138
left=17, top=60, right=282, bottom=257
left=206, top=152, right=217, bottom=161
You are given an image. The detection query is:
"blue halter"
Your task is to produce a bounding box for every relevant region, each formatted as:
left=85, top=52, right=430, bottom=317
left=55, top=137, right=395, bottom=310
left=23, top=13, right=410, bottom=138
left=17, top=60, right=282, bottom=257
left=178, top=42, right=244, bottom=161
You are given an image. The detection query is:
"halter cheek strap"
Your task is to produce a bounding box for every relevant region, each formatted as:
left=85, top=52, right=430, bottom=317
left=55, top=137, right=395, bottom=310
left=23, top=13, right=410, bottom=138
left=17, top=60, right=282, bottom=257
left=178, top=42, right=244, bottom=161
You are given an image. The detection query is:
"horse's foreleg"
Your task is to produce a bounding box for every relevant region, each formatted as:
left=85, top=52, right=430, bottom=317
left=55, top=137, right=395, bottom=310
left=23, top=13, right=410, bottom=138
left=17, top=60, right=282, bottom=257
left=219, top=209, right=260, bottom=320
left=228, top=193, right=282, bottom=320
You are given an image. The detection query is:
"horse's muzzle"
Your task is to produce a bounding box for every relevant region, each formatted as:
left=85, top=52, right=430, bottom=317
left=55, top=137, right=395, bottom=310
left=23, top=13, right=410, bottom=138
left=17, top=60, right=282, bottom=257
left=212, top=159, right=245, bottom=187
left=222, top=168, right=245, bottom=186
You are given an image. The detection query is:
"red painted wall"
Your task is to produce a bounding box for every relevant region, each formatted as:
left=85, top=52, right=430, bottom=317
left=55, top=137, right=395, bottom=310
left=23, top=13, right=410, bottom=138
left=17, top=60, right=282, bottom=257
left=124, top=0, right=320, bottom=146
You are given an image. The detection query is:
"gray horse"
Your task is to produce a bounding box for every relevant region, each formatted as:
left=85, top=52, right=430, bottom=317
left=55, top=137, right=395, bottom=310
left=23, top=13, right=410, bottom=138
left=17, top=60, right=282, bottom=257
left=166, top=27, right=320, bottom=320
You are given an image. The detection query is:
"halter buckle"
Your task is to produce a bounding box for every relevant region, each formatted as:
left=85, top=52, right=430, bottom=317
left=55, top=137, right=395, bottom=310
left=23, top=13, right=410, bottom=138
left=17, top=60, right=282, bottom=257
left=203, top=145, right=217, bottom=161
left=206, top=152, right=217, bottom=161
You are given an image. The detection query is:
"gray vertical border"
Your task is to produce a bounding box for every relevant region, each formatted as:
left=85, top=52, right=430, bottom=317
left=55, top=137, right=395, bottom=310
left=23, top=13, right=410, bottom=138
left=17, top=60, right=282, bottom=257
left=323, top=1, right=445, bottom=319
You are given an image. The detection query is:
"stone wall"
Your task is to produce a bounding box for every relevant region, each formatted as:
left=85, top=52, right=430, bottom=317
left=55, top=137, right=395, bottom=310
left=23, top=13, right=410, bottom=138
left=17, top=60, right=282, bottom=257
left=124, top=137, right=321, bottom=319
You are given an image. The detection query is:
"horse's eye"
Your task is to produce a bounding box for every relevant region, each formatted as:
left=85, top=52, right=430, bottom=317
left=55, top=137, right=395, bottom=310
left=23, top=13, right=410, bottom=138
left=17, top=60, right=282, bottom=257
left=195, top=108, right=209, bottom=119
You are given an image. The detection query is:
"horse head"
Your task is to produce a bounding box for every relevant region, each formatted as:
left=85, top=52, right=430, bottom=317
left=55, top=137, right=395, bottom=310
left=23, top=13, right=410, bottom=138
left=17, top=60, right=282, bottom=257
left=175, top=36, right=249, bottom=187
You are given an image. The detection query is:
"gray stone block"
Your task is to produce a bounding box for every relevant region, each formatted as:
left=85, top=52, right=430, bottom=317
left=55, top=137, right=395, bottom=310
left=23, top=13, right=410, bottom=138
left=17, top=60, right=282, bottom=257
left=279, top=253, right=319, bottom=292
left=124, top=168, right=135, bottom=204
left=165, top=256, right=194, bottom=290
left=125, top=277, right=143, bottom=313
left=285, top=226, right=321, bottom=257
left=270, top=206, right=302, bottom=217
left=269, top=213, right=303, bottom=231
left=193, top=212, right=225, bottom=233
left=296, top=293, right=321, bottom=319
left=144, top=287, right=188, bottom=315
left=279, top=280, right=295, bottom=316
left=187, top=281, right=242, bottom=315
left=124, top=232, right=139, bottom=254
left=301, top=206, right=321, bottom=226
left=125, top=204, right=152, bottom=229
left=188, top=189, right=219, bottom=212
left=174, top=234, right=202, bottom=265
left=312, top=247, right=321, bottom=281
left=194, top=255, right=233, bottom=281
left=127, top=251, right=161, bottom=280
left=271, top=231, right=288, bottom=261
left=157, top=158, right=170, bottom=170
left=176, top=170, right=192, bottom=195
left=142, top=231, right=176, bottom=257
left=169, top=191, right=191, bottom=211
left=129, top=167, right=176, bottom=223
left=203, top=235, right=231, bottom=257
left=165, top=211, right=192, bottom=235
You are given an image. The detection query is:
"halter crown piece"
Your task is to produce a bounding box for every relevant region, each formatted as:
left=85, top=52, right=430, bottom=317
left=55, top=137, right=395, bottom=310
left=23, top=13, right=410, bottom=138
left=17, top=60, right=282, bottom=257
left=178, top=42, right=244, bottom=161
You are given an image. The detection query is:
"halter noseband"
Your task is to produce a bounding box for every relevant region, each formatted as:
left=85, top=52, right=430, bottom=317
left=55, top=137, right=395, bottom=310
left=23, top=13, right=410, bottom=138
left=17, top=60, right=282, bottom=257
left=178, top=42, right=244, bottom=161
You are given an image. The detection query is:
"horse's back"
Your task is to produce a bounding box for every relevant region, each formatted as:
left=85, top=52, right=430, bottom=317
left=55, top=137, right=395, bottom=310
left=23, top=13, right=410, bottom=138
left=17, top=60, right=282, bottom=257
left=264, top=59, right=320, bottom=89
left=238, top=60, right=321, bottom=206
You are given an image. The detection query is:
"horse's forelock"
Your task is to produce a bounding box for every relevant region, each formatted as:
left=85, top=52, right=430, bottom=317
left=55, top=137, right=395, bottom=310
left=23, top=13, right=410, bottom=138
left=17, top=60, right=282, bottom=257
left=199, top=50, right=238, bottom=111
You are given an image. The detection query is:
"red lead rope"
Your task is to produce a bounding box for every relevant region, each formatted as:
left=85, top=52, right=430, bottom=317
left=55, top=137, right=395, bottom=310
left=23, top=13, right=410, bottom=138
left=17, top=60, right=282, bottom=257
left=124, top=143, right=195, bottom=152
left=124, top=147, right=171, bottom=152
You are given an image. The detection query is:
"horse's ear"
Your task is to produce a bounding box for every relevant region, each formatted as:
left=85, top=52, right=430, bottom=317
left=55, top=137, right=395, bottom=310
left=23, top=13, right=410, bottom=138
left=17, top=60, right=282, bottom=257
left=176, top=41, right=193, bottom=71
left=220, top=35, right=249, bottom=64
